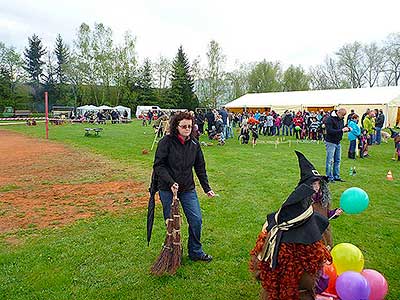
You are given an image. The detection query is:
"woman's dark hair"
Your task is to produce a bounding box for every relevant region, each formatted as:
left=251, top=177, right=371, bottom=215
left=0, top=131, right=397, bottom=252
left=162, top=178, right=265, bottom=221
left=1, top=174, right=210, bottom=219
left=169, top=111, right=196, bottom=138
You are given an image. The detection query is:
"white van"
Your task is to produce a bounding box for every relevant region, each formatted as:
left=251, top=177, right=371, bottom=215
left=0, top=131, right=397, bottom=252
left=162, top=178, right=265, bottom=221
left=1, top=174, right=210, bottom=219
left=135, top=106, right=161, bottom=118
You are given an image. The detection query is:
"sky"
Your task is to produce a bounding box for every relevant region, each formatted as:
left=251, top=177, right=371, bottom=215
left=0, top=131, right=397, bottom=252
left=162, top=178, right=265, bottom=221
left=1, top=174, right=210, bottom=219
left=1, top=0, right=399, bottom=70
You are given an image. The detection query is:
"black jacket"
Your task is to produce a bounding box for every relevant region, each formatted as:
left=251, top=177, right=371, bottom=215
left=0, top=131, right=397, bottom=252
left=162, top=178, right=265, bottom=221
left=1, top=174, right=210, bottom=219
left=324, top=111, right=345, bottom=145
left=375, top=113, right=385, bottom=128
left=153, top=135, right=211, bottom=193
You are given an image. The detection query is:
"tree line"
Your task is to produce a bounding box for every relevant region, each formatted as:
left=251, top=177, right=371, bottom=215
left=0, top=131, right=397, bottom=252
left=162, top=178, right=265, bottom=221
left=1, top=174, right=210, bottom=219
left=0, top=22, right=399, bottom=112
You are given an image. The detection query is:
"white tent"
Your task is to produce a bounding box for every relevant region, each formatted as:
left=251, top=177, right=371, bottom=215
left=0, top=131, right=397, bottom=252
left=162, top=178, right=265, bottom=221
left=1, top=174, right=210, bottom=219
left=225, top=86, right=400, bottom=127
left=76, top=105, right=100, bottom=116
left=114, top=105, right=131, bottom=119
left=98, top=105, right=113, bottom=110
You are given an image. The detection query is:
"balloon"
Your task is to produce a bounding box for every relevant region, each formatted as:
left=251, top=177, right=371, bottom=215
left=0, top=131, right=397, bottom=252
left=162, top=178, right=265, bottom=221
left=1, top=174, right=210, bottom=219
left=336, top=271, right=370, bottom=300
left=323, top=263, right=338, bottom=295
left=331, top=243, right=364, bottom=274
left=295, top=125, right=301, bottom=131
left=361, top=269, right=388, bottom=300
left=340, top=187, right=369, bottom=214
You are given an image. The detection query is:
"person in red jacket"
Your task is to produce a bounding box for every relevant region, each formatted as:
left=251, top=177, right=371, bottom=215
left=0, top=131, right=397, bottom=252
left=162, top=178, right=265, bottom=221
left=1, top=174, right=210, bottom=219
left=293, top=112, right=304, bottom=140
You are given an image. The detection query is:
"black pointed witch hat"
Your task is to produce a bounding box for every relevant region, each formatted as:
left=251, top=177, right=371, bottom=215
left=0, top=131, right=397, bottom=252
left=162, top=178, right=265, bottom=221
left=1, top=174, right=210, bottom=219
left=295, top=151, right=328, bottom=185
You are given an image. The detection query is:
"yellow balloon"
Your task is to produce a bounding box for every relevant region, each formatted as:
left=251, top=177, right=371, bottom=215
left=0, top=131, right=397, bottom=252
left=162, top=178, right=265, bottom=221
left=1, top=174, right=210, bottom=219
left=331, top=243, right=364, bottom=275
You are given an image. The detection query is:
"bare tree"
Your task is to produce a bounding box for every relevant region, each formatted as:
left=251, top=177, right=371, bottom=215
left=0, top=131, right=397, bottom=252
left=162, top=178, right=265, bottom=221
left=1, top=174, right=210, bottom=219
left=205, top=40, right=226, bottom=107
left=363, top=42, right=385, bottom=87
left=383, top=33, right=400, bottom=86
left=336, top=42, right=367, bottom=88
left=153, top=55, right=171, bottom=90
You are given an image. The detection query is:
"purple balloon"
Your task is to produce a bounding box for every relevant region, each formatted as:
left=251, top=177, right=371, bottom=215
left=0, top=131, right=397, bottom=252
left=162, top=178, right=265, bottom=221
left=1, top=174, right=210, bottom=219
left=336, top=271, right=371, bottom=300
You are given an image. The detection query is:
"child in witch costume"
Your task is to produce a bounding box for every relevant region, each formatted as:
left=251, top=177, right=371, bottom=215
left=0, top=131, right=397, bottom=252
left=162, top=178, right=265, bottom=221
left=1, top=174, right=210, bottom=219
left=249, top=183, right=332, bottom=300
left=295, top=151, right=343, bottom=249
left=389, top=128, right=400, bottom=161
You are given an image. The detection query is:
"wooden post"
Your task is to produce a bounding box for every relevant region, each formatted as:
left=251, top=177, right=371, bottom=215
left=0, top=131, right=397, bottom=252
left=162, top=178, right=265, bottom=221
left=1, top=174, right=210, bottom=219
left=45, top=92, right=49, bottom=139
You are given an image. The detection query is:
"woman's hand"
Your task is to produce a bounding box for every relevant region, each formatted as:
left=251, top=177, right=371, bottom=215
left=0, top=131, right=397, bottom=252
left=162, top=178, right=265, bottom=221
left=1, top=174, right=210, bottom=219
left=170, top=182, right=179, bottom=193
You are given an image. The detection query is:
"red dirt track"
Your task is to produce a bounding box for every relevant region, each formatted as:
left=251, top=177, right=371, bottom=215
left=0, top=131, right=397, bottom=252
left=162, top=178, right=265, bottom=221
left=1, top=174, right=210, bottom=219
left=0, top=130, right=147, bottom=234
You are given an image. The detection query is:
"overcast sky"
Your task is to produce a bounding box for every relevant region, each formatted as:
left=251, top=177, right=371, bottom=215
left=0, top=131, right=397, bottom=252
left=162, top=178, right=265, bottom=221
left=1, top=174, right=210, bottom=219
left=1, top=0, right=399, bottom=70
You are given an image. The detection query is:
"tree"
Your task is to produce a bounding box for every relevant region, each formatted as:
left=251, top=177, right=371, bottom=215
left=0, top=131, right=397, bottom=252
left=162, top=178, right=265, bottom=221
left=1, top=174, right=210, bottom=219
left=54, top=34, right=70, bottom=84
left=42, top=52, right=58, bottom=106
left=309, top=57, right=350, bottom=90
left=225, top=61, right=251, bottom=101
left=169, top=46, right=198, bottom=110
left=0, top=42, right=26, bottom=109
left=54, top=34, right=70, bottom=103
left=153, top=55, right=171, bottom=91
left=383, top=32, right=400, bottom=86
left=135, top=58, right=157, bottom=105
left=248, top=60, right=282, bottom=93
left=113, top=30, right=137, bottom=107
left=336, top=42, right=367, bottom=88
left=363, top=42, right=385, bottom=87
left=23, top=34, right=46, bottom=104
left=204, top=40, right=226, bottom=107
left=282, top=65, right=310, bottom=91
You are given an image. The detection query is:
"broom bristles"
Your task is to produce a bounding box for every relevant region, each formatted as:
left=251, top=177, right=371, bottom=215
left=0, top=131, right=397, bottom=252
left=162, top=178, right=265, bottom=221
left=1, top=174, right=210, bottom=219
left=150, top=195, right=182, bottom=276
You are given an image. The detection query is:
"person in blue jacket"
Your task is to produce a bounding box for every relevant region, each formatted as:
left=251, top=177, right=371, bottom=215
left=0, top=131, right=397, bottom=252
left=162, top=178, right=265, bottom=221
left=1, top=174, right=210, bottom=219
left=347, top=114, right=361, bottom=159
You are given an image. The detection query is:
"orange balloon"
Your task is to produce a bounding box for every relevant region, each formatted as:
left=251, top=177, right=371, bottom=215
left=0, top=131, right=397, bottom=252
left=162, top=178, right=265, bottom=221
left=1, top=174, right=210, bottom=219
left=323, top=263, right=338, bottom=295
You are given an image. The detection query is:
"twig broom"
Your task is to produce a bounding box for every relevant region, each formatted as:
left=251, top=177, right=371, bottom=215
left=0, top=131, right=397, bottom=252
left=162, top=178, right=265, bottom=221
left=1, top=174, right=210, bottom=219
left=150, top=190, right=182, bottom=275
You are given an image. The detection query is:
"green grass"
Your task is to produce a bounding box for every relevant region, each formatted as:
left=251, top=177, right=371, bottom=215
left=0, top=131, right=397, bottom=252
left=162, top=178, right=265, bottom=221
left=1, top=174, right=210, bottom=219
left=0, top=122, right=399, bottom=299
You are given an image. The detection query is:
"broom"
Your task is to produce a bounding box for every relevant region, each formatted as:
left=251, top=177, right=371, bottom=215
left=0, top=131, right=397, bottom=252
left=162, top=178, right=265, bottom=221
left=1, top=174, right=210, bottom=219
left=150, top=190, right=182, bottom=275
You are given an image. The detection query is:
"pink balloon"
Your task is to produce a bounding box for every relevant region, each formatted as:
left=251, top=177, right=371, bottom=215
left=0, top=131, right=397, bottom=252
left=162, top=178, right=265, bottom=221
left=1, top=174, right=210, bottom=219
left=361, top=269, right=388, bottom=300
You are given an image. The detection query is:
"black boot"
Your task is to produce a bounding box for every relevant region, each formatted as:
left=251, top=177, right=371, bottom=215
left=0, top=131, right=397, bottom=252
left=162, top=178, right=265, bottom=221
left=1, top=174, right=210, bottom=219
left=348, top=151, right=352, bottom=159
left=350, top=152, right=356, bottom=159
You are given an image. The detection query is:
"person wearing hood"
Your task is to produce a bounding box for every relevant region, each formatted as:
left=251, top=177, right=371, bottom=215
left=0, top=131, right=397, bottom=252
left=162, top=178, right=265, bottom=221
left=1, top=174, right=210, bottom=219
left=249, top=165, right=333, bottom=300
left=324, top=108, right=349, bottom=182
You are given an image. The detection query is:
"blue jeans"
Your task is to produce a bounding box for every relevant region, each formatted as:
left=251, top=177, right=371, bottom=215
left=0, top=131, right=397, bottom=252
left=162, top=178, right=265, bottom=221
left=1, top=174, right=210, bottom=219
left=283, top=125, right=290, bottom=136
left=159, top=190, right=204, bottom=258
left=325, top=141, right=342, bottom=180
left=375, top=127, right=382, bottom=144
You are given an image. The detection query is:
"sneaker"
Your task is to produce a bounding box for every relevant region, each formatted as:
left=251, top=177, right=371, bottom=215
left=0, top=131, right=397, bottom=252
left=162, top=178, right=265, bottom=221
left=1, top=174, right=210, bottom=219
left=334, top=178, right=346, bottom=182
left=189, top=253, right=213, bottom=262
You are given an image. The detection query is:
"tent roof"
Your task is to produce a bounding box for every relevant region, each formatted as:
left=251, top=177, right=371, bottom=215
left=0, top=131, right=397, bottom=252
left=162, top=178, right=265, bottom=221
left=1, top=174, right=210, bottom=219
left=225, top=86, right=400, bottom=108
left=114, top=105, right=130, bottom=110
left=98, top=105, right=113, bottom=110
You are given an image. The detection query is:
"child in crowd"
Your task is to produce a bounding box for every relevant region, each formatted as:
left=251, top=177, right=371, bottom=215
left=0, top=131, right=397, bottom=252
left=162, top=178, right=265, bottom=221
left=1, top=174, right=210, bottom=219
left=359, top=128, right=369, bottom=158
left=240, top=124, right=250, bottom=144
left=389, top=129, right=400, bottom=161
left=251, top=125, right=258, bottom=147
left=347, top=114, right=361, bottom=159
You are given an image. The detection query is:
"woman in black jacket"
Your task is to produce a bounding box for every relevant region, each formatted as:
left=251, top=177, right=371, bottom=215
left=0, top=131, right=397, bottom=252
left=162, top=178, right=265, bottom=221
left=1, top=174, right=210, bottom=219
left=153, top=112, right=215, bottom=262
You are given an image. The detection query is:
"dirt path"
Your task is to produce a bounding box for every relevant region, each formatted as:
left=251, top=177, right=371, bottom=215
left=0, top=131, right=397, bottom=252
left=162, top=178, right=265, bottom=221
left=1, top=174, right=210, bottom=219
left=0, top=130, right=148, bottom=234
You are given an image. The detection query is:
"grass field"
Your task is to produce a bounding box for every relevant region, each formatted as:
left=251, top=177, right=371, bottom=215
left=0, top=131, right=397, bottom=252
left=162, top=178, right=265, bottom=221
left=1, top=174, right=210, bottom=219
left=1, top=121, right=399, bottom=299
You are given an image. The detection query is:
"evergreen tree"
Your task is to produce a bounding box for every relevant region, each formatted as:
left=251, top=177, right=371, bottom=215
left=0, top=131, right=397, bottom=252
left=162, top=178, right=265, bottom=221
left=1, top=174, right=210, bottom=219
left=54, top=34, right=70, bottom=103
left=42, top=52, right=58, bottom=106
left=136, top=59, right=156, bottom=105
left=54, top=34, right=70, bottom=84
left=169, top=46, right=198, bottom=110
left=23, top=34, right=46, bottom=104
